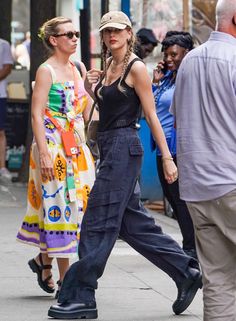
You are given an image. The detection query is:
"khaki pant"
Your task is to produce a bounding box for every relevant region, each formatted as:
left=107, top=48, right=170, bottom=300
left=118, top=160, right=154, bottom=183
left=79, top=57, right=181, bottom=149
left=187, top=189, right=236, bottom=321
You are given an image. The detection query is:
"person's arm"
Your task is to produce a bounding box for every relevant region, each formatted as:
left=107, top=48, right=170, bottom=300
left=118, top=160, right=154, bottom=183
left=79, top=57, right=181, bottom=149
left=84, top=68, right=103, bottom=101
left=31, top=66, right=54, bottom=180
left=131, top=61, right=177, bottom=183
left=0, top=64, right=12, bottom=81
left=83, top=98, right=99, bottom=124
left=0, top=41, right=13, bottom=80
left=79, top=63, right=99, bottom=123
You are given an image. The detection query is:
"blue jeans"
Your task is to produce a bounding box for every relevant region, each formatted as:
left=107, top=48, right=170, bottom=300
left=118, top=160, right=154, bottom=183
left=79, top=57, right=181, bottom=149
left=58, top=127, right=193, bottom=303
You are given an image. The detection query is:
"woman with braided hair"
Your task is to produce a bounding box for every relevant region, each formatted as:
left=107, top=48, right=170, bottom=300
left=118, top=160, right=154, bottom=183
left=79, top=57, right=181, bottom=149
left=151, top=31, right=198, bottom=264
left=48, top=11, right=202, bottom=320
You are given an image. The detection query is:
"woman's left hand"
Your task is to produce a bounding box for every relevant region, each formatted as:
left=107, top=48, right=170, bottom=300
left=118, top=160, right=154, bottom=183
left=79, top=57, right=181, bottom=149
left=152, top=60, right=166, bottom=84
left=162, top=159, right=178, bottom=184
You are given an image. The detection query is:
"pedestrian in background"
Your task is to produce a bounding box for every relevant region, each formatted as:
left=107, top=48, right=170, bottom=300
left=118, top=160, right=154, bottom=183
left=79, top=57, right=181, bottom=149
left=171, top=0, right=236, bottom=319
left=16, top=16, right=95, bottom=298
left=14, top=31, right=31, bottom=70
left=0, top=37, right=14, bottom=180
left=135, top=27, right=158, bottom=59
left=152, top=31, right=198, bottom=263
left=48, top=11, right=201, bottom=320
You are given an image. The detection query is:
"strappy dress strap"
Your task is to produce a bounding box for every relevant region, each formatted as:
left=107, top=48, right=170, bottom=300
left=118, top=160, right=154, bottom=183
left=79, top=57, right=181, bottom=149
left=42, top=63, right=57, bottom=83
left=123, top=58, right=144, bottom=80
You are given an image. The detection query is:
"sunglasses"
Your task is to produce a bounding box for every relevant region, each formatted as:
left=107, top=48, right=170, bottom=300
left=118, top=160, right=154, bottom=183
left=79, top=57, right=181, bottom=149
left=54, top=31, right=80, bottom=39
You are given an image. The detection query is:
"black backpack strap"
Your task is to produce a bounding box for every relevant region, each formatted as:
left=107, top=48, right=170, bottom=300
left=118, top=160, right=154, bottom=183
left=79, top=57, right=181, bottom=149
left=74, top=61, right=83, bottom=77
left=123, top=58, right=143, bottom=81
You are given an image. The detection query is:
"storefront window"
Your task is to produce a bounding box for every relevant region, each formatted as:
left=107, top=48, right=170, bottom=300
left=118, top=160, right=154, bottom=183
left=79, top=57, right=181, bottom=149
left=90, top=3, right=101, bottom=68
left=11, top=0, right=30, bottom=69
left=131, top=0, right=183, bottom=40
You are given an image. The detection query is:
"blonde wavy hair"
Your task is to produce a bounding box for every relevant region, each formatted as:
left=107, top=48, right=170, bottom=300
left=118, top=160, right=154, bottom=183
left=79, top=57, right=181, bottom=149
left=97, top=28, right=136, bottom=98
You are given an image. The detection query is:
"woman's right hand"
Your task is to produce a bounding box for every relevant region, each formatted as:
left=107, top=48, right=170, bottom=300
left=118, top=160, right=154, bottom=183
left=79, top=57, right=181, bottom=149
left=152, top=60, right=166, bottom=84
left=39, top=151, right=54, bottom=181
left=86, top=69, right=103, bottom=87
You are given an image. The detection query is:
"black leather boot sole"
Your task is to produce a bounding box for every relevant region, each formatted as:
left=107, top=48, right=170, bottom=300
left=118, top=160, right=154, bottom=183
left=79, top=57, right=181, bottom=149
left=48, top=303, right=98, bottom=319
left=172, top=269, right=202, bottom=315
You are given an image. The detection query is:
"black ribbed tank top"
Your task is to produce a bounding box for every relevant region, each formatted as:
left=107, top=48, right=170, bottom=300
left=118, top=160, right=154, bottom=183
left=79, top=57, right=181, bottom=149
left=95, top=58, right=143, bottom=132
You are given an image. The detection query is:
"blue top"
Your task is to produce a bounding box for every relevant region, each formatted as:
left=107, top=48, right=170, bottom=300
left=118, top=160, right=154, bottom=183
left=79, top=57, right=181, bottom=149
left=171, top=31, right=236, bottom=202
left=151, top=71, right=176, bottom=156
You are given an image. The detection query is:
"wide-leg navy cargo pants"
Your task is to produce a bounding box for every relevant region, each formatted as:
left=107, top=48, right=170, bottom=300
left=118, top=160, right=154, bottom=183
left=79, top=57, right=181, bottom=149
left=58, top=127, right=194, bottom=303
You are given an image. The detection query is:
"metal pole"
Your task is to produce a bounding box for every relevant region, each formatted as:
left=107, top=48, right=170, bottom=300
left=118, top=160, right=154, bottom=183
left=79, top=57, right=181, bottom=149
left=121, top=0, right=130, bottom=17
left=101, top=0, right=109, bottom=16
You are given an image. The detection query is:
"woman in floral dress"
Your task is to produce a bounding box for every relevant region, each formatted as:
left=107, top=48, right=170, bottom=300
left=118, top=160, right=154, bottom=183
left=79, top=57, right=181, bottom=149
left=16, top=17, right=95, bottom=297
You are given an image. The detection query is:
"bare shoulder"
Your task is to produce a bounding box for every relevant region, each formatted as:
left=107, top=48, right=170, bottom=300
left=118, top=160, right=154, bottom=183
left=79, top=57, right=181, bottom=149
left=129, top=58, right=146, bottom=75
left=124, top=55, right=148, bottom=87
left=37, top=64, right=51, bottom=76
left=35, top=64, right=52, bottom=85
left=79, top=61, right=86, bottom=70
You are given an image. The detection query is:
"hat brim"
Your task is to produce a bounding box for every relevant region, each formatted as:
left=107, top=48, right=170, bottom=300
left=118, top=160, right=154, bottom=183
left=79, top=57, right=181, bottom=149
left=99, top=22, right=128, bottom=31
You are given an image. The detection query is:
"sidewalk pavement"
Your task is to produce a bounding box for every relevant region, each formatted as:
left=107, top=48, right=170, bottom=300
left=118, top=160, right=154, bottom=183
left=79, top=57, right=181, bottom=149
left=0, top=177, right=203, bottom=321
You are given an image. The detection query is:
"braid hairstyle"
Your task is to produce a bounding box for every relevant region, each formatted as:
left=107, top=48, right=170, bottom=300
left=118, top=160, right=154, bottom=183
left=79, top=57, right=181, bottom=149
left=117, top=30, right=136, bottom=95
left=97, top=40, right=110, bottom=99
left=98, top=28, right=136, bottom=98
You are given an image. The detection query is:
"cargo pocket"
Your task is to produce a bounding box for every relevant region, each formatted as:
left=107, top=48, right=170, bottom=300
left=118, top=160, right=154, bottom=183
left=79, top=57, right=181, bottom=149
left=85, top=189, right=123, bottom=232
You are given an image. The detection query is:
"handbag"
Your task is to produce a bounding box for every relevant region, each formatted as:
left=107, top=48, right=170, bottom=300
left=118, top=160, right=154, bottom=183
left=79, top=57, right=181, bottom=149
left=85, top=101, right=100, bottom=160
left=45, top=110, right=79, bottom=157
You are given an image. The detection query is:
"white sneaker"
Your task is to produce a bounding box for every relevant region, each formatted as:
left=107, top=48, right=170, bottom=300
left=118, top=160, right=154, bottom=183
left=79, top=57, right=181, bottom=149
left=0, top=167, right=12, bottom=180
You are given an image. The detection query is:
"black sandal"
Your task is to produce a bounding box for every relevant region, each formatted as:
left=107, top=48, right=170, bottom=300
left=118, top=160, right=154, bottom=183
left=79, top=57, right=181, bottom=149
left=55, top=280, right=62, bottom=300
left=28, top=253, right=55, bottom=294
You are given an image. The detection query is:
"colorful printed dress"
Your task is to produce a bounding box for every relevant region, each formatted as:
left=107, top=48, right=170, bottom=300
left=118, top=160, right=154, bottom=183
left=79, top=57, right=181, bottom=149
left=17, top=63, right=95, bottom=258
